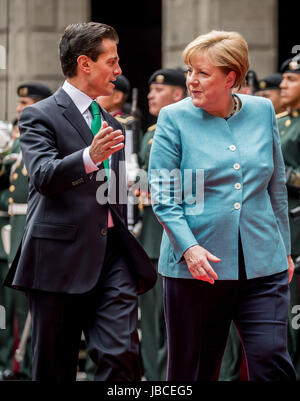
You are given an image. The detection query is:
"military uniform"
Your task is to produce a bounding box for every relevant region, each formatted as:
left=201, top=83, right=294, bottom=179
left=278, top=110, right=300, bottom=254
left=0, top=187, right=13, bottom=376
left=0, top=136, right=20, bottom=378
left=255, top=73, right=284, bottom=114
left=274, top=57, right=300, bottom=380
left=5, top=139, right=28, bottom=264
left=0, top=83, right=51, bottom=380
left=138, top=123, right=165, bottom=381
left=0, top=138, right=31, bottom=379
left=277, top=109, right=300, bottom=379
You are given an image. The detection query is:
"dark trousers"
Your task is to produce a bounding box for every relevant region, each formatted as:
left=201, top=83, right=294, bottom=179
left=28, top=228, right=141, bottom=381
left=164, top=247, right=296, bottom=381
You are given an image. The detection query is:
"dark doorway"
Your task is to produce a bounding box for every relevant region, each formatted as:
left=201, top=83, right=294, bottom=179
left=278, top=1, right=299, bottom=71
left=91, top=0, right=162, bottom=130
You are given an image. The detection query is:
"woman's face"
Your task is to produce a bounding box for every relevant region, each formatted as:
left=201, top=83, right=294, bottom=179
left=186, top=52, right=232, bottom=112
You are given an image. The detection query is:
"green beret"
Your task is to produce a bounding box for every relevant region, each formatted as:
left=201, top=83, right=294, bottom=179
left=257, top=73, right=282, bottom=91
left=148, top=68, right=186, bottom=88
left=17, top=82, right=52, bottom=99
left=280, top=58, right=300, bottom=74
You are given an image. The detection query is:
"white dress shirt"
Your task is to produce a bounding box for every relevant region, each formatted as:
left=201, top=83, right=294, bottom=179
left=62, top=80, right=101, bottom=174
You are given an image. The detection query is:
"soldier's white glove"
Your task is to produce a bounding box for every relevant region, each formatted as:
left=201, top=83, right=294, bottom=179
left=131, top=220, right=143, bottom=238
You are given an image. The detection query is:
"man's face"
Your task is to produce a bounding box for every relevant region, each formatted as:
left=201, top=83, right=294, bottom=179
left=256, top=89, right=282, bottom=114
left=280, top=73, right=300, bottom=109
left=87, top=39, right=122, bottom=99
left=147, top=84, right=182, bottom=116
left=16, top=97, right=35, bottom=117
left=97, top=90, right=123, bottom=112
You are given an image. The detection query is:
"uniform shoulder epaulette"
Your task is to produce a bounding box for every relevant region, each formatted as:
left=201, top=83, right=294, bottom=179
left=147, top=123, right=157, bottom=132
left=276, top=110, right=289, bottom=119
left=0, top=164, right=5, bottom=177
left=115, top=115, right=135, bottom=125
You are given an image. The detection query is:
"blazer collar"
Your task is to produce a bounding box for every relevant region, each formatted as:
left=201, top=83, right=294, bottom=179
left=54, top=87, right=94, bottom=146
left=54, top=88, right=119, bottom=169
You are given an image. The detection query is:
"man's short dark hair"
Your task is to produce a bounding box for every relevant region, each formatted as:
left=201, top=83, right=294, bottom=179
left=59, top=22, right=119, bottom=78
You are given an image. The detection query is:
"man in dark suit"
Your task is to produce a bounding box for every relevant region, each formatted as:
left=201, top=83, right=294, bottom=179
left=4, top=22, right=155, bottom=382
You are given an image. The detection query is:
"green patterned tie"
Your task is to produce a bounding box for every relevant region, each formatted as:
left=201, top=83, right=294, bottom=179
left=90, top=101, right=109, bottom=181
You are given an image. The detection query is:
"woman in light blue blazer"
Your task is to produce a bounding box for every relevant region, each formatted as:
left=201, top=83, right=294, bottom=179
left=149, top=30, right=296, bottom=381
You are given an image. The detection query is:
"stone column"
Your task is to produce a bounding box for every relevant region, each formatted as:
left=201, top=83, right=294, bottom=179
left=0, top=0, right=90, bottom=121
left=162, top=0, right=278, bottom=79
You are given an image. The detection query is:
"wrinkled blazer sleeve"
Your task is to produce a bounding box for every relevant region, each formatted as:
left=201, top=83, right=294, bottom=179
left=19, top=105, right=88, bottom=196
left=268, top=101, right=291, bottom=254
left=149, top=107, right=198, bottom=262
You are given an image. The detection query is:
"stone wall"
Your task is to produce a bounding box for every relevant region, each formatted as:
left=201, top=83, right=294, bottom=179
left=0, top=0, right=279, bottom=120
left=162, top=0, right=278, bottom=79
left=0, top=0, right=90, bottom=121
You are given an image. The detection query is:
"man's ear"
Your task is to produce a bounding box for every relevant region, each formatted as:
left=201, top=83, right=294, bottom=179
left=173, top=87, right=185, bottom=102
left=226, top=71, right=237, bottom=89
left=77, top=55, right=92, bottom=74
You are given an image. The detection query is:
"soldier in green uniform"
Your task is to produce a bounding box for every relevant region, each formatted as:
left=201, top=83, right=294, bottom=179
left=256, top=73, right=285, bottom=114
left=0, top=83, right=52, bottom=380
left=0, top=125, right=13, bottom=378
left=0, top=189, right=10, bottom=376
left=138, top=68, right=186, bottom=380
left=0, top=119, right=23, bottom=380
left=277, top=57, right=300, bottom=379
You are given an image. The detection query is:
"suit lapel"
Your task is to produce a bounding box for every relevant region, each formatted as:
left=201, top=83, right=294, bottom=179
left=54, top=88, right=124, bottom=181
left=54, top=88, right=94, bottom=146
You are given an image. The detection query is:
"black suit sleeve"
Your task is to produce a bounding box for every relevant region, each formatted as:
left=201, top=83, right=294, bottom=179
left=19, top=105, right=89, bottom=196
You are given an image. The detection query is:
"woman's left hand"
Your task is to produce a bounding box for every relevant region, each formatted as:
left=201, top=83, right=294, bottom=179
left=287, top=255, right=294, bottom=283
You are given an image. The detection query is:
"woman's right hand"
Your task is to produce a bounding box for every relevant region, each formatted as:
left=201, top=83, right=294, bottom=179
left=183, top=245, right=220, bottom=284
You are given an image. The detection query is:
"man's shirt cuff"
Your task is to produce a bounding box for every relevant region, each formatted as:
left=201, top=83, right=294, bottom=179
left=83, top=146, right=102, bottom=174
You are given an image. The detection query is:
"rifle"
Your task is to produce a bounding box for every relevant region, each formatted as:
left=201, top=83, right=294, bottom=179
left=247, top=70, right=257, bottom=95
left=14, top=312, right=31, bottom=364
left=125, top=88, right=140, bottom=231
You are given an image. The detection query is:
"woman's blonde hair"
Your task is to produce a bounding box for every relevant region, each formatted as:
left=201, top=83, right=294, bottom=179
left=182, top=30, right=249, bottom=89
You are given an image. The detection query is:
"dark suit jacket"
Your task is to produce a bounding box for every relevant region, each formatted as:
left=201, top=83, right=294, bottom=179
left=5, top=88, right=156, bottom=294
